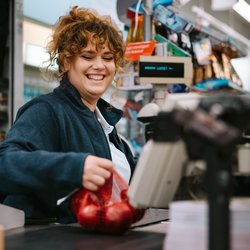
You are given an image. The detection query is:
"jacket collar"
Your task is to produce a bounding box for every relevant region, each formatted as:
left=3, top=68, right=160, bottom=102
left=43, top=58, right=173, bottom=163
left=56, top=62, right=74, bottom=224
left=58, top=77, right=123, bottom=126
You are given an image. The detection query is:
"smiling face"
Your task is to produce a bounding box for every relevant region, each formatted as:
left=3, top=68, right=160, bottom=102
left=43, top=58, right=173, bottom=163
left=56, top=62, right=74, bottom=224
left=65, top=42, right=116, bottom=111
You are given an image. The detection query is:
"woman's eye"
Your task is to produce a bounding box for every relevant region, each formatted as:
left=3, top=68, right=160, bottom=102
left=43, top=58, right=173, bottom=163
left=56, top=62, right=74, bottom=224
left=103, top=57, right=114, bottom=61
left=80, top=54, right=114, bottom=61
left=81, top=55, right=93, bottom=60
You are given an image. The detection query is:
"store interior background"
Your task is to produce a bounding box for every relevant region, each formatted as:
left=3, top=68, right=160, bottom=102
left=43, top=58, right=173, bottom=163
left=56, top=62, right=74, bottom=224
left=0, top=2, right=249, bottom=247
left=21, top=0, right=250, bottom=156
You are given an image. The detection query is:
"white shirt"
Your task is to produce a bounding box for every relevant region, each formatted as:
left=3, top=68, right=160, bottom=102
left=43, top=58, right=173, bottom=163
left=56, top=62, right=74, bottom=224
left=56, top=107, right=132, bottom=206
left=95, top=107, right=131, bottom=184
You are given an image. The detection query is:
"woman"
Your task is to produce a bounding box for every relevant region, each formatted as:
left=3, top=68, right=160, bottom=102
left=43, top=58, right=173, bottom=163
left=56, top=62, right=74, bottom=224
left=0, top=6, right=136, bottom=223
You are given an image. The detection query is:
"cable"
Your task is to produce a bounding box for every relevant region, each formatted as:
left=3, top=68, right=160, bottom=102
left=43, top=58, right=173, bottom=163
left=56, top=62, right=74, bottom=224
left=133, top=0, right=143, bottom=39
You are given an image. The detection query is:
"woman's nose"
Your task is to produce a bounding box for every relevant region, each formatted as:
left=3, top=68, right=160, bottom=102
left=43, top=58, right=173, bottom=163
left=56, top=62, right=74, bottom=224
left=92, top=57, right=105, bottom=70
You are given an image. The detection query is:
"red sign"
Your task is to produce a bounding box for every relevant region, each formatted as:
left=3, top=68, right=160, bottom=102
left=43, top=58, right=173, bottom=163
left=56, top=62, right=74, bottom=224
left=125, top=41, right=156, bottom=61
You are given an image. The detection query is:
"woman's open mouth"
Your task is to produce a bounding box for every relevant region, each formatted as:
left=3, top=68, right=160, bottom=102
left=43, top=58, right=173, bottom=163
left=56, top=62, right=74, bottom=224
left=86, top=74, right=105, bottom=80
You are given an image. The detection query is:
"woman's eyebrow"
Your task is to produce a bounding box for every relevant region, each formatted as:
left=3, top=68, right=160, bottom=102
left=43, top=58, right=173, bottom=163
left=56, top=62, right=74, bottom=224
left=103, top=51, right=114, bottom=55
left=81, top=50, right=95, bottom=54
left=81, top=50, right=113, bottom=55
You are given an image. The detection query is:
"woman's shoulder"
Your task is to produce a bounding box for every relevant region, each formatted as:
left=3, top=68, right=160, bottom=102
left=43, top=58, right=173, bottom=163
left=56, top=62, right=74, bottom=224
left=16, top=91, right=63, bottom=118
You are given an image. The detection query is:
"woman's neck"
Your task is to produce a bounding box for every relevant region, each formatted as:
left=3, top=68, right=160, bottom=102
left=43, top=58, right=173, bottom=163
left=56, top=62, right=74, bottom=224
left=81, top=97, right=97, bottom=112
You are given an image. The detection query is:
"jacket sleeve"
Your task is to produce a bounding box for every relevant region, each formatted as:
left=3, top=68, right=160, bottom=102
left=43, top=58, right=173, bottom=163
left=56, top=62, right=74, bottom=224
left=0, top=101, right=87, bottom=200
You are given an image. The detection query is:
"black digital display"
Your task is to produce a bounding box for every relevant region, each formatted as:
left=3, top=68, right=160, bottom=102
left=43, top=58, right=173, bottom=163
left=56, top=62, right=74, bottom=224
left=139, top=61, right=184, bottom=78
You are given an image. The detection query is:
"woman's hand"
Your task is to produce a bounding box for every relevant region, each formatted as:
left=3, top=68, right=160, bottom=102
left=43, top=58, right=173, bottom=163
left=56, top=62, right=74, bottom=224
left=82, top=155, right=114, bottom=191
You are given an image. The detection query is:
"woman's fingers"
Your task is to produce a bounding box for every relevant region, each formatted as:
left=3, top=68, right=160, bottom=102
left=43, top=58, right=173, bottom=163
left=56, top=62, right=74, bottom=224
left=82, top=155, right=115, bottom=191
left=84, top=180, right=99, bottom=191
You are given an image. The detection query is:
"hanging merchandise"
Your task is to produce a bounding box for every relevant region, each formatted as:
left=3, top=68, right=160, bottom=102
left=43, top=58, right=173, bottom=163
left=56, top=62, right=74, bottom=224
left=191, top=40, right=245, bottom=92
left=191, top=39, right=246, bottom=93
left=192, top=78, right=246, bottom=93
left=211, top=43, right=241, bottom=80
left=126, top=14, right=144, bottom=43
left=126, top=0, right=174, bottom=43
left=192, top=38, right=212, bottom=66
left=151, top=5, right=194, bottom=92
left=153, top=3, right=246, bottom=90
left=124, top=1, right=248, bottom=95
left=126, top=0, right=173, bottom=19
left=154, top=5, right=192, bottom=34
left=192, top=37, right=217, bottom=83
left=155, top=34, right=191, bottom=57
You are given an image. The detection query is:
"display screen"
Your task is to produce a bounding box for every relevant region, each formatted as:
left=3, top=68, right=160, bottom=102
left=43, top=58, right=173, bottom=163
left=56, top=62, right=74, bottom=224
left=139, top=61, right=184, bottom=78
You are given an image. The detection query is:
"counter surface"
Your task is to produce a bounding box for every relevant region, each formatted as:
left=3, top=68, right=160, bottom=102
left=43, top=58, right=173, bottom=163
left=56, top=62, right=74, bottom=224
left=5, top=222, right=168, bottom=250
left=5, top=208, right=169, bottom=250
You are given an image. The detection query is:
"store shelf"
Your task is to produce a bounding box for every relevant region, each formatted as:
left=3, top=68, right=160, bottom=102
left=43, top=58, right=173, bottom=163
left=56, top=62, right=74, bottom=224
left=118, top=84, right=153, bottom=91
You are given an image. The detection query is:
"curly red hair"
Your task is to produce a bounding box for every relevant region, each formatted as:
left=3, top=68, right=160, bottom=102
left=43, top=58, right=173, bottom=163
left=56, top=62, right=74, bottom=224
left=46, top=6, right=125, bottom=78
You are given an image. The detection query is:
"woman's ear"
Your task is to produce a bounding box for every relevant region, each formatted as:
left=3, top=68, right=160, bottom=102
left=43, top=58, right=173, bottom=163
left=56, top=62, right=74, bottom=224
left=63, top=58, right=71, bottom=71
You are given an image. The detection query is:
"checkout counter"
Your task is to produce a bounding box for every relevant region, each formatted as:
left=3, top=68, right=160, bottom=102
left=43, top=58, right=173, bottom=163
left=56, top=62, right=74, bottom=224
left=2, top=208, right=169, bottom=250
left=2, top=94, right=250, bottom=250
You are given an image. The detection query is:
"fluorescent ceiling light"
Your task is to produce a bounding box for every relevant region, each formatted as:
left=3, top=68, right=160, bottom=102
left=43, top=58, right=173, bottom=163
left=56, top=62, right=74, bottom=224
left=211, top=0, right=237, bottom=11
left=233, top=0, right=250, bottom=23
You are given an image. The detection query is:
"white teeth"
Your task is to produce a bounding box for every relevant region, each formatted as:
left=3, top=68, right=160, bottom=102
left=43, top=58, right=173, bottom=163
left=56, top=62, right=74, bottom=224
left=87, top=75, right=104, bottom=80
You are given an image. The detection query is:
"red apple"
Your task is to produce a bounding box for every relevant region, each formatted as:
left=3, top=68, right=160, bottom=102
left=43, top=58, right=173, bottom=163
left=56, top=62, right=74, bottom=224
left=129, top=205, right=146, bottom=223
left=77, top=203, right=101, bottom=230
left=101, top=202, right=133, bottom=234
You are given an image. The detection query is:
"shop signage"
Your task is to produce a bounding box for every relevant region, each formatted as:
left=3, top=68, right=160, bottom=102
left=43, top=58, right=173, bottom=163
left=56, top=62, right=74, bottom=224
left=125, top=41, right=156, bottom=61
